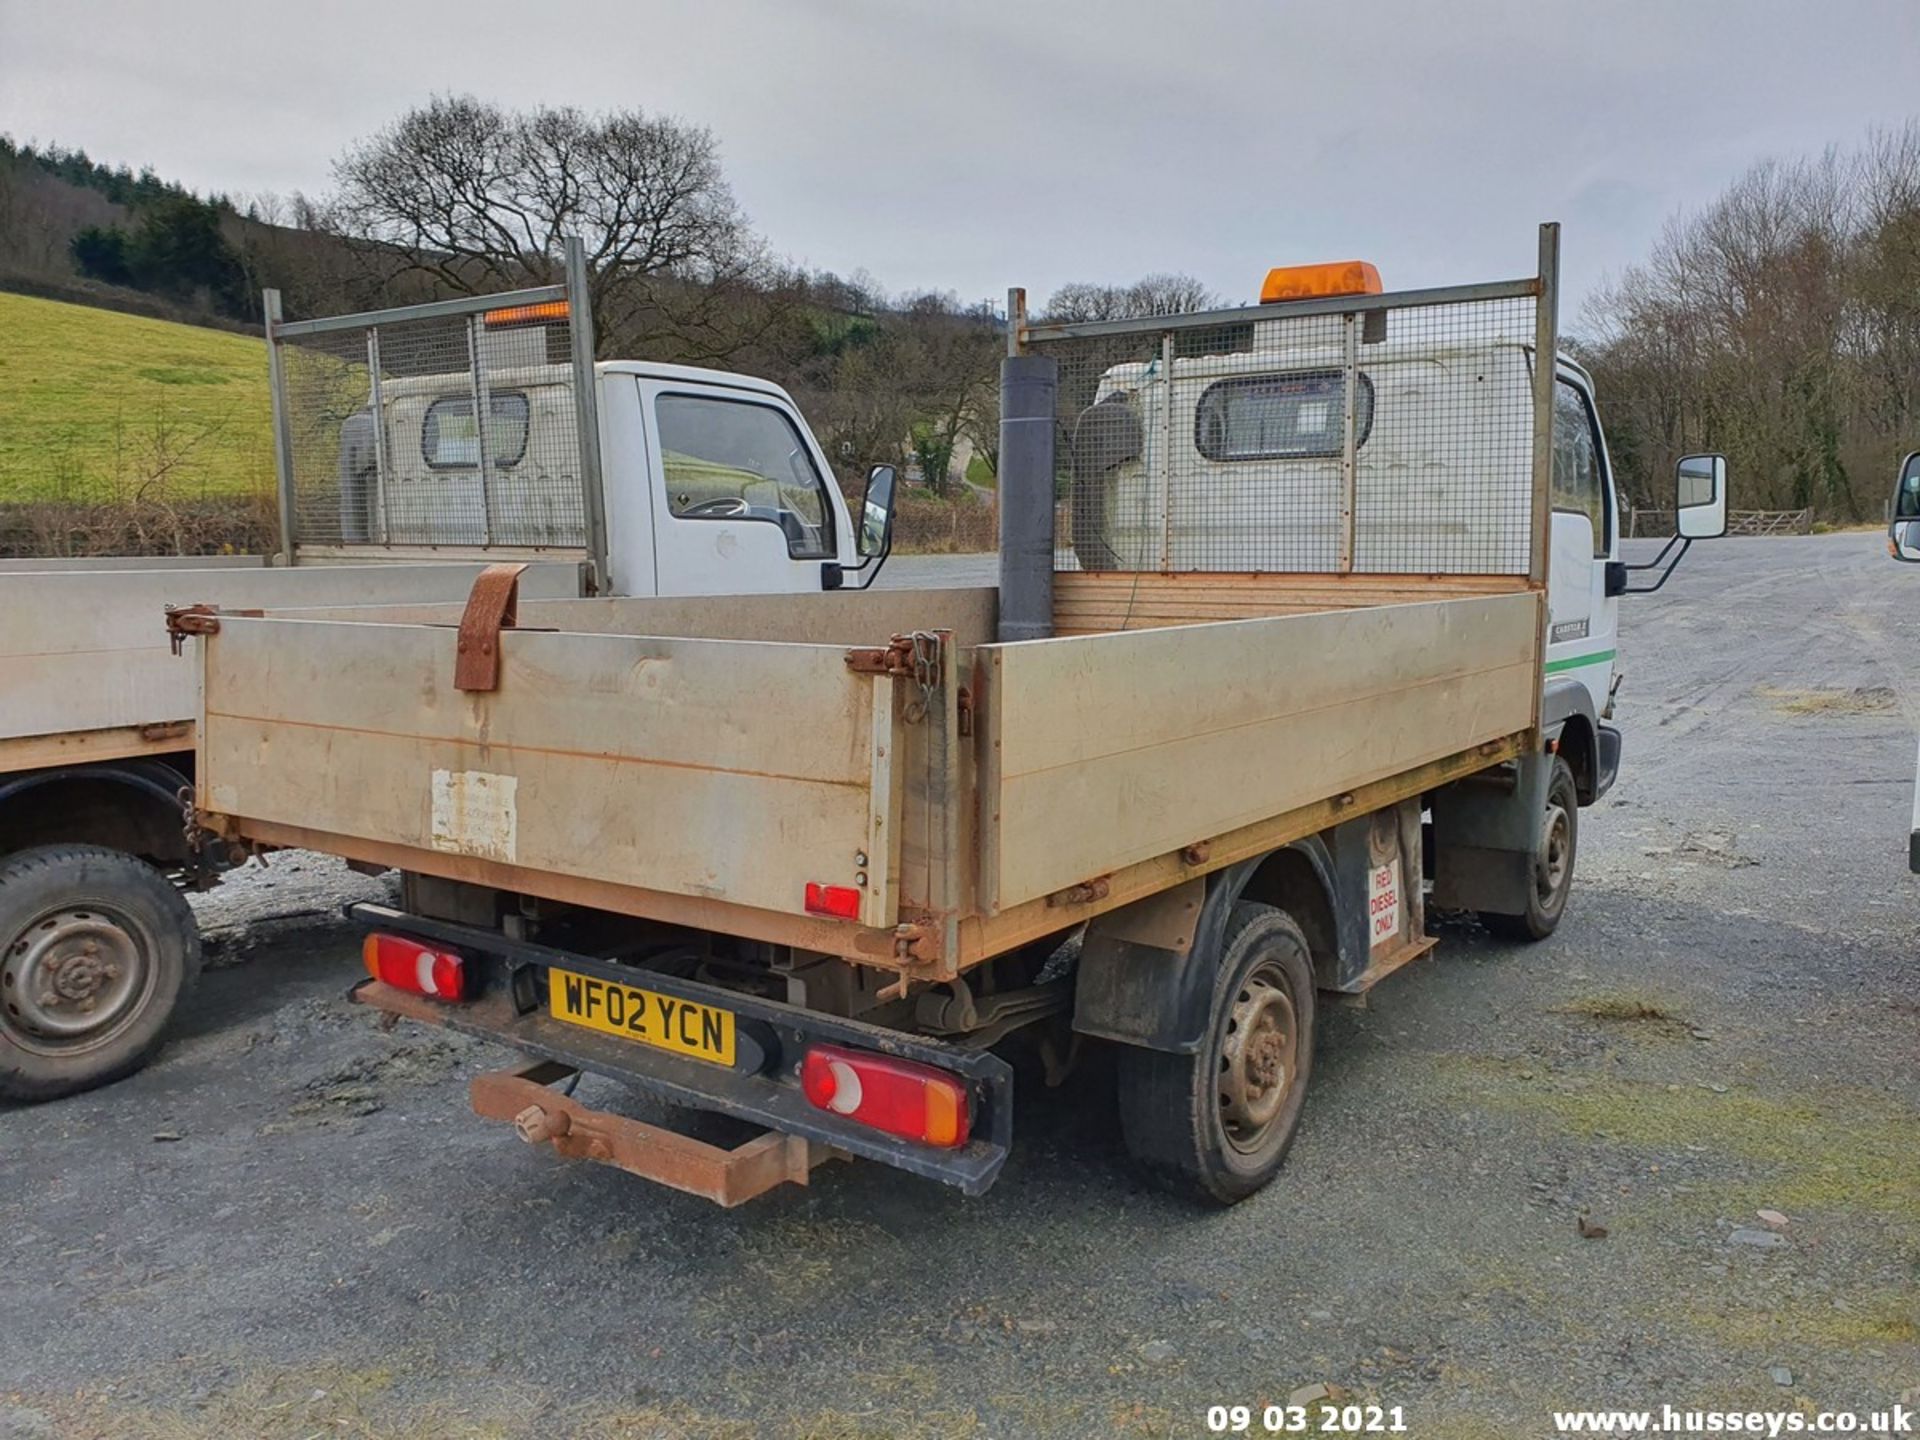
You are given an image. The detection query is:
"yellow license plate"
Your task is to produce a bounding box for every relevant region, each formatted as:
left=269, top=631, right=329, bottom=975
left=547, top=967, right=736, bottom=1067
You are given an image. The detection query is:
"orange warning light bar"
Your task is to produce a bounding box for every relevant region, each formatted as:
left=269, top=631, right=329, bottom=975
left=1258, top=261, right=1383, bottom=305
left=482, top=299, right=569, bottom=327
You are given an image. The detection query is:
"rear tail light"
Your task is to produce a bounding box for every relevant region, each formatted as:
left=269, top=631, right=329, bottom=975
left=362, top=932, right=467, bottom=1002
left=800, top=1044, right=971, bottom=1148
left=804, top=882, right=862, bottom=919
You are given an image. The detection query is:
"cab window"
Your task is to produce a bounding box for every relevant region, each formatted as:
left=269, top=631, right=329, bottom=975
left=1552, top=381, right=1608, bottom=558
left=654, top=393, right=835, bottom=560
left=422, top=392, right=530, bottom=469
left=1195, top=370, right=1374, bottom=461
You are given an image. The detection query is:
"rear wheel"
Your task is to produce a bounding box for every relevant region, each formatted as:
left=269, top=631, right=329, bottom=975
left=1480, top=753, right=1579, bottom=942
left=0, top=845, right=199, bottom=1103
left=1116, top=901, right=1316, bottom=1204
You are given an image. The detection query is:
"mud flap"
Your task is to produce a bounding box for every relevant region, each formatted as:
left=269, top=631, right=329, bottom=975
left=1429, top=750, right=1551, bottom=914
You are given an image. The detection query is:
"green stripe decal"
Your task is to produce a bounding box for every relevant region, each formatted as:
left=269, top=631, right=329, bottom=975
left=1544, top=647, right=1617, bottom=674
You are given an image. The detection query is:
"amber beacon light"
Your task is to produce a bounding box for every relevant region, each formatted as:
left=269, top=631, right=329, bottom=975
left=1258, top=260, right=1383, bottom=304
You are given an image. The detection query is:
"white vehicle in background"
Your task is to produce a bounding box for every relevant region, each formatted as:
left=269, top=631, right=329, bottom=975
left=0, top=242, right=899, bottom=1103
left=1063, top=260, right=1725, bottom=937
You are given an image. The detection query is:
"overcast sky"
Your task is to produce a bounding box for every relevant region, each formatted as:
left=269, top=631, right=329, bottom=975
left=4, top=0, right=1917, bottom=324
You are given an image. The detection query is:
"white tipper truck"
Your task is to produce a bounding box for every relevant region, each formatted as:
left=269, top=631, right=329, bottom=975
left=0, top=240, right=902, bottom=1102
left=168, top=224, right=1726, bottom=1205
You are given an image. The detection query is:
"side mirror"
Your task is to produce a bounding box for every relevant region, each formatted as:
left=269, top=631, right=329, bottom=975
left=1892, top=520, right=1920, bottom=564
left=858, top=463, right=898, bottom=559
left=1676, top=453, right=1727, bottom=539
left=1888, top=452, right=1920, bottom=562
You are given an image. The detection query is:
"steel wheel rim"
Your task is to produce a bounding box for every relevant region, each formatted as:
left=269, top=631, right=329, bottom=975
left=2, top=905, right=155, bottom=1054
left=1217, top=961, right=1298, bottom=1154
left=1537, top=798, right=1572, bottom=904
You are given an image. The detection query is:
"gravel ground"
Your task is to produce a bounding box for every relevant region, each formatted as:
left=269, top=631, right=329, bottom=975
left=2, top=536, right=1916, bottom=1439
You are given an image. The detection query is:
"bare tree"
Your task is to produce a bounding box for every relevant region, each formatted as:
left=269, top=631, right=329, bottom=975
left=329, top=95, right=761, bottom=349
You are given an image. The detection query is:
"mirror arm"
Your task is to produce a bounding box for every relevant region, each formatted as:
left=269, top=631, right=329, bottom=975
left=1621, top=536, right=1692, bottom=594
left=854, top=541, right=894, bottom=590
left=1621, top=534, right=1683, bottom=573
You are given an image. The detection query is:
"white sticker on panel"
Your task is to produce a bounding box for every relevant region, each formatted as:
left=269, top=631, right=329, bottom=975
left=430, top=769, right=518, bottom=863
left=1368, top=859, right=1401, bottom=948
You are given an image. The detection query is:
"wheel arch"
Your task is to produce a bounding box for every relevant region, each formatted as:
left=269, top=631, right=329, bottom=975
left=1231, top=841, right=1345, bottom=991
left=1542, top=676, right=1601, bottom=804
left=1072, top=837, right=1349, bottom=1055
left=0, top=759, right=198, bottom=871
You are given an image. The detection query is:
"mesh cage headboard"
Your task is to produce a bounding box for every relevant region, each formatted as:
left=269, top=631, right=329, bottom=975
left=1021, top=227, right=1559, bottom=582
left=264, top=239, right=607, bottom=581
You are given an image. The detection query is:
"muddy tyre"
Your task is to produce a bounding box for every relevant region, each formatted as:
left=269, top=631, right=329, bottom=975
left=1116, top=901, right=1316, bottom=1205
left=0, top=845, right=199, bottom=1103
left=1480, top=754, right=1579, bottom=942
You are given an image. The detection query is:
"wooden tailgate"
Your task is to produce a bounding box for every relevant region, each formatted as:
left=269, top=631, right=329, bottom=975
left=197, top=616, right=900, bottom=926
left=979, top=592, right=1541, bottom=912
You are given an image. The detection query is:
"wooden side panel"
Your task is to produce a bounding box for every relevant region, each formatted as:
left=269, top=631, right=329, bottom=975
left=982, top=592, right=1541, bottom=911
left=198, top=617, right=888, bottom=923
left=1052, top=570, right=1530, bottom=635
left=0, top=562, right=581, bottom=744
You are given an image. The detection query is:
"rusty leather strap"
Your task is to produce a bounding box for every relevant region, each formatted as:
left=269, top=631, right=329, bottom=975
left=454, top=562, right=530, bottom=692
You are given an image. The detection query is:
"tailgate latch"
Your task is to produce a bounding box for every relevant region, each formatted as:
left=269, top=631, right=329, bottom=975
left=165, top=603, right=261, bottom=655
left=454, top=562, right=530, bottom=693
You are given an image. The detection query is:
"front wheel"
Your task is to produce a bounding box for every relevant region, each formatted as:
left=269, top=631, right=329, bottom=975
left=1116, top=901, right=1316, bottom=1205
left=0, top=845, right=200, bottom=1103
left=1480, top=753, right=1579, bottom=942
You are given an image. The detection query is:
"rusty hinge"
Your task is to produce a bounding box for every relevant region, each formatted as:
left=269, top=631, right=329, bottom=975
left=164, top=603, right=242, bottom=656
left=454, top=562, right=529, bottom=693
left=957, top=685, right=974, bottom=737
left=844, top=634, right=920, bottom=676
left=1047, top=876, right=1111, bottom=908
left=892, top=920, right=931, bottom=960
left=845, top=630, right=949, bottom=688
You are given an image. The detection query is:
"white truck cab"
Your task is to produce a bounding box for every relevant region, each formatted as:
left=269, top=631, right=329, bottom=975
left=1544, top=357, right=1621, bottom=722
left=335, top=356, right=887, bottom=600
left=1070, top=299, right=1724, bottom=811
left=595, top=362, right=861, bottom=598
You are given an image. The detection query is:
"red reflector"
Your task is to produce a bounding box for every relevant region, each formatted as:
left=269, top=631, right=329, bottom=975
left=362, top=932, right=467, bottom=1001
left=804, top=882, right=862, bottom=919
left=801, top=1044, right=970, bottom=1149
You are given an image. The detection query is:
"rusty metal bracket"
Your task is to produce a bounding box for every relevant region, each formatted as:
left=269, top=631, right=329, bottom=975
left=454, top=562, right=529, bottom=693
left=164, top=603, right=258, bottom=656
left=470, top=1061, right=838, bottom=1207
left=844, top=633, right=920, bottom=676
left=1047, top=876, right=1112, bottom=908
left=845, top=630, right=949, bottom=681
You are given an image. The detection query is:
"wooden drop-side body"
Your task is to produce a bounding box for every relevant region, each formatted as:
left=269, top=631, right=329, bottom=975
left=0, top=559, right=587, bottom=775
left=189, top=570, right=1541, bottom=980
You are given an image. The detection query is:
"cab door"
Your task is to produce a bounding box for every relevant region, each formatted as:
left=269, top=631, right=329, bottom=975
left=1545, top=370, right=1618, bottom=715
left=639, top=380, right=846, bottom=597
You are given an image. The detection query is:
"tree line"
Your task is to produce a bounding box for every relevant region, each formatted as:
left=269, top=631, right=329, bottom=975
left=0, top=100, right=1211, bottom=502
left=1577, top=121, right=1920, bottom=521
left=38, top=98, right=1913, bottom=522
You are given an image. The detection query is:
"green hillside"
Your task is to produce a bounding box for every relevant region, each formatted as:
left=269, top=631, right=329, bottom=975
left=0, top=291, right=272, bottom=502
